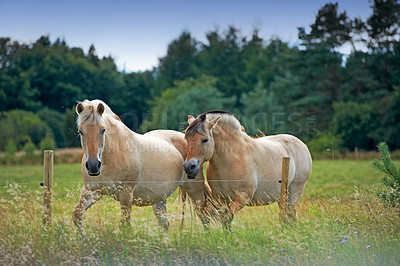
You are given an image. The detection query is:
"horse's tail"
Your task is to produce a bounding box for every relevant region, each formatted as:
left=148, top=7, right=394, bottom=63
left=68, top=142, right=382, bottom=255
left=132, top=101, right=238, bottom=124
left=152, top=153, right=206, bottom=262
left=178, top=185, right=187, bottom=229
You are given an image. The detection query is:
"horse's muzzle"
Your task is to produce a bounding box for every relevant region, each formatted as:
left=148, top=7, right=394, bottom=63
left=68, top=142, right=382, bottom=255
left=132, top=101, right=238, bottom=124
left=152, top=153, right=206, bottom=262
left=183, top=159, right=200, bottom=179
left=85, top=159, right=102, bottom=176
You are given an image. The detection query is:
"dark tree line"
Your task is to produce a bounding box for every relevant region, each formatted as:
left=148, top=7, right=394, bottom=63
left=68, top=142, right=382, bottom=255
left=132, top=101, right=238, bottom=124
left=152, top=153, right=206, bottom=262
left=0, top=0, right=399, bottom=153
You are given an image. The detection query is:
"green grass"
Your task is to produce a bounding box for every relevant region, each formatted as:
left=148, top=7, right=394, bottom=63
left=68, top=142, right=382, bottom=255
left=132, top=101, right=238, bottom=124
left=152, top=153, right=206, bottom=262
left=0, top=160, right=399, bottom=264
left=0, top=163, right=82, bottom=198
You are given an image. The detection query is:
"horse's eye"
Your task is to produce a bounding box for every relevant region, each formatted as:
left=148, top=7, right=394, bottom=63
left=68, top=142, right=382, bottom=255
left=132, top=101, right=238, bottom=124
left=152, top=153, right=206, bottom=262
left=201, top=138, right=209, bottom=144
left=77, top=130, right=83, bottom=135
left=100, top=128, right=106, bottom=135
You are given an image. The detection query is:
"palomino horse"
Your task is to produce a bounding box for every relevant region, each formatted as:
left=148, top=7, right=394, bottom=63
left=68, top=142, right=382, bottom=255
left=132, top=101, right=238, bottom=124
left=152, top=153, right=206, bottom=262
left=145, top=130, right=215, bottom=226
left=73, top=100, right=185, bottom=237
left=183, top=111, right=312, bottom=227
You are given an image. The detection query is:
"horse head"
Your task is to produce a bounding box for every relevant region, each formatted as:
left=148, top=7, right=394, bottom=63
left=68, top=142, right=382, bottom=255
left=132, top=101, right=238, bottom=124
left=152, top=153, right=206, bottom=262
left=183, top=114, right=220, bottom=179
left=76, top=101, right=107, bottom=176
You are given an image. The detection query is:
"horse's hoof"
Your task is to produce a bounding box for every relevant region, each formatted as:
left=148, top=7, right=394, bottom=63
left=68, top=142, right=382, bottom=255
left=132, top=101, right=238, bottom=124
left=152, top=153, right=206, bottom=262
left=164, top=223, right=170, bottom=232
left=223, top=223, right=232, bottom=232
left=220, top=207, right=234, bottom=224
left=77, top=233, right=88, bottom=242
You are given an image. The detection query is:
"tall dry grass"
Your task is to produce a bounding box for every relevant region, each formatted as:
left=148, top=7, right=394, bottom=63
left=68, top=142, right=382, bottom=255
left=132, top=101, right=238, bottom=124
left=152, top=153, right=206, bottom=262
left=0, top=178, right=399, bottom=264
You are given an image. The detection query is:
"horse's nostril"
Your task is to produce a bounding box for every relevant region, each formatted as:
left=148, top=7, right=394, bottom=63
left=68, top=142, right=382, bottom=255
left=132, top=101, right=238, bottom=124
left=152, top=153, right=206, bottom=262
left=183, top=160, right=199, bottom=175
left=85, top=160, right=101, bottom=175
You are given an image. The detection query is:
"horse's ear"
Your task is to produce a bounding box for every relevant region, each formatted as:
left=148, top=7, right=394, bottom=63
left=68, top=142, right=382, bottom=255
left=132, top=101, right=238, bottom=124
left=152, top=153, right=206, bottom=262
left=76, top=103, right=84, bottom=115
left=97, top=103, right=105, bottom=116
left=188, top=115, right=195, bottom=125
left=207, top=116, right=220, bottom=129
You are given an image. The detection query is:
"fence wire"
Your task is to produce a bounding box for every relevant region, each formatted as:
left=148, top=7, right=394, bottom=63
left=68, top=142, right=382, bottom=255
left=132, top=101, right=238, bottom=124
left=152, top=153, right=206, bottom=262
left=0, top=178, right=382, bottom=187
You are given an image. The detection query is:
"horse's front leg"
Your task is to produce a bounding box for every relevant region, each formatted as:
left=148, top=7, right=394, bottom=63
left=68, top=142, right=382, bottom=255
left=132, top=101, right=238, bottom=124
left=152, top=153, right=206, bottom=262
left=72, top=185, right=102, bottom=239
left=182, top=191, right=211, bottom=227
left=119, top=188, right=133, bottom=226
left=152, top=200, right=169, bottom=231
left=221, top=191, right=250, bottom=230
left=181, top=170, right=212, bottom=228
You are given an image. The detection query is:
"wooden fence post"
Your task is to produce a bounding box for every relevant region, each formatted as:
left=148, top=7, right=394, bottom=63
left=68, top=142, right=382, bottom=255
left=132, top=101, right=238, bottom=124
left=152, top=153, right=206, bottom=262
left=43, top=150, right=53, bottom=226
left=279, top=157, right=290, bottom=223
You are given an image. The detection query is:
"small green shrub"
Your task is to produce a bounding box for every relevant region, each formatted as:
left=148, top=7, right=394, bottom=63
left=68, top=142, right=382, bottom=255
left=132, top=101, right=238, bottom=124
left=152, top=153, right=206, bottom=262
left=39, top=136, right=56, bottom=152
left=5, top=139, right=17, bottom=156
left=37, top=108, right=66, bottom=148
left=0, top=109, right=50, bottom=151
left=307, top=131, right=344, bottom=159
left=23, top=139, right=36, bottom=157
left=372, top=142, right=400, bottom=208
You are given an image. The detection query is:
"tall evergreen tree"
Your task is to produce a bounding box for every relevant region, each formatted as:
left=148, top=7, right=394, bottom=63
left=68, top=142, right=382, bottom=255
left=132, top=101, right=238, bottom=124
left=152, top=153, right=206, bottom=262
left=366, top=0, right=400, bottom=52
left=153, top=31, right=199, bottom=96
left=298, top=2, right=352, bottom=50
left=198, top=26, right=248, bottom=105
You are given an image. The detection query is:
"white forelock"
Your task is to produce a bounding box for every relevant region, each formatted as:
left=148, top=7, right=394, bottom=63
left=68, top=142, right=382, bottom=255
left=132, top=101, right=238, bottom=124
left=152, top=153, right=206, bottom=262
left=76, top=99, right=114, bottom=126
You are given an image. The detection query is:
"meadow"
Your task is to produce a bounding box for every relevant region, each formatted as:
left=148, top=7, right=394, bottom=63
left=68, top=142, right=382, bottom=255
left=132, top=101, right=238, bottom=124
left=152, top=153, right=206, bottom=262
left=0, top=160, right=399, bottom=265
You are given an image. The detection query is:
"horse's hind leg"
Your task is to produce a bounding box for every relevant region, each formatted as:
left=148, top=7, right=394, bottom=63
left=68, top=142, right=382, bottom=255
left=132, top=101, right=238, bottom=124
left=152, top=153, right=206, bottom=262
left=72, top=185, right=102, bottom=239
left=287, top=180, right=307, bottom=221
left=152, top=200, right=169, bottom=231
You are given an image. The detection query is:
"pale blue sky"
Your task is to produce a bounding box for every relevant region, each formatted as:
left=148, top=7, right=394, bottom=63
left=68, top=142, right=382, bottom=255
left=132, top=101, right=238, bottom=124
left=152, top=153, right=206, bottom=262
left=0, top=0, right=372, bottom=72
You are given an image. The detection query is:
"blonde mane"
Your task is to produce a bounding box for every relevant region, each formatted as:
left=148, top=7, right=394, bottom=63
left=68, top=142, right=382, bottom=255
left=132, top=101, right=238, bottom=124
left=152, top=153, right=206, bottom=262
left=76, top=99, right=116, bottom=126
left=185, top=111, right=242, bottom=137
left=205, top=112, right=242, bottom=133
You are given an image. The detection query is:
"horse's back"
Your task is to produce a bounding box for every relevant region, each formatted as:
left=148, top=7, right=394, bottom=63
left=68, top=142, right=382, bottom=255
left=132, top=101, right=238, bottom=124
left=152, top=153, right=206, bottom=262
left=137, top=134, right=184, bottom=176
left=259, top=134, right=312, bottom=179
left=144, top=130, right=187, bottom=159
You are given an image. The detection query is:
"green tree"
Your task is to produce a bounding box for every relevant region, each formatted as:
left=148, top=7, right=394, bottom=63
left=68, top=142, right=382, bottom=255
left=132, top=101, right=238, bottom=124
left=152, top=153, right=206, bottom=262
left=241, top=29, right=265, bottom=88
left=332, top=101, right=378, bottom=150
left=110, top=71, right=153, bottom=130
left=0, top=110, right=52, bottom=151
left=372, top=85, right=400, bottom=149
left=240, top=81, right=283, bottom=135
left=0, top=37, right=41, bottom=111
left=373, top=142, right=400, bottom=207
left=37, top=108, right=66, bottom=148
left=153, top=31, right=199, bottom=96
left=63, top=107, right=80, bottom=148
left=266, top=45, right=342, bottom=132
left=339, top=52, right=380, bottom=101
left=298, top=2, right=352, bottom=49
left=5, top=139, right=17, bottom=156
left=140, top=76, right=236, bottom=132
left=0, top=35, right=128, bottom=113
left=363, top=0, right=400, bottom=93
left=198, top=26, right=248, bottom=104
left=366, top=0, right=400, bottom=52
left=23, top=138, right=36, bottom=157
left=242, top=35, right=299, bottom=94
left=306, top=130, right=343, bottom=156
left=86, top=56, right=125, bottom=104
left=39, top=136, right=56, bottom=152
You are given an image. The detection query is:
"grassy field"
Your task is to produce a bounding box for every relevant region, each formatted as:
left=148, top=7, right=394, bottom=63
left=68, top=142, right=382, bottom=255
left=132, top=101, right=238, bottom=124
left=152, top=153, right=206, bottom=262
left=0, top=160, right=399, bottom=265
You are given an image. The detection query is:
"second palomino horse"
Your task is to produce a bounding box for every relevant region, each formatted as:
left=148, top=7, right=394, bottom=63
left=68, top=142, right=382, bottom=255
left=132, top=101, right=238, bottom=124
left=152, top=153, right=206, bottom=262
left=183, top=111, right=312, bottom=227
left=144, top=130, right=215, bottom=226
